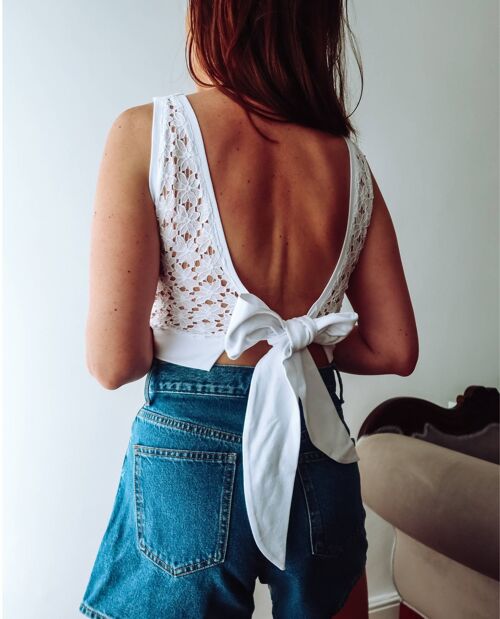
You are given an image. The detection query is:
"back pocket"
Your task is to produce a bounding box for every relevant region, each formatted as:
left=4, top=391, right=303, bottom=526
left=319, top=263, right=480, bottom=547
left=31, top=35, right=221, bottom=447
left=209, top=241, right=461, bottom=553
left=133, top=445, right=237, bottom=577
left=298, top=451, right=367, bottom=559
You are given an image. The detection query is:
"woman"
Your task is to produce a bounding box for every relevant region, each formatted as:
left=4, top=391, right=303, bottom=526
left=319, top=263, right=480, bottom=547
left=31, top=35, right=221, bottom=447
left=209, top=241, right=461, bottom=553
left=80, top=1, right=418, bottom=617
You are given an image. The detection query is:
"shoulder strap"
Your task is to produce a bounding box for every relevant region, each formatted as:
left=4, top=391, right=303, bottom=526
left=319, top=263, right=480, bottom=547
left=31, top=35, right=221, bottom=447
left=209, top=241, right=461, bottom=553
left=343, top=140, right=374, bottom=275
left=352, top=141, right=374, bottom=222
left=313, top=139, right=374, bottom=318
left=148, top=95, right=169, bottom=205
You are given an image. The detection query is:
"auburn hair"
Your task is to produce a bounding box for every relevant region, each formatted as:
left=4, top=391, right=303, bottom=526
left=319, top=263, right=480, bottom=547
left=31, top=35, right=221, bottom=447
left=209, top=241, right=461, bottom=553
left=185, top=0, right=363, bottom=143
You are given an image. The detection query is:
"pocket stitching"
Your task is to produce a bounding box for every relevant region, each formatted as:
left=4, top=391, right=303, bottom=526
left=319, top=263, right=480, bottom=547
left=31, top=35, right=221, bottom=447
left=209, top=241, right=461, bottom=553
left=297, top=461, right=331, bottom=557
left=136, top=408, right=242, bottom=445
left=298, top=459, right=365, bottom=559
left=133, top=445, right=237, bottom=577
left=217, top=451, right=236, bottom=563
left=297, top=466, right=316, bottom=555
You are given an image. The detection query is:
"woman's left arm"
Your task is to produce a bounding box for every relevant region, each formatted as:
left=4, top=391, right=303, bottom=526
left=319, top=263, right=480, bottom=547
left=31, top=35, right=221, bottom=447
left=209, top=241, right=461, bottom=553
left=85, top=104, right=160, bottom=390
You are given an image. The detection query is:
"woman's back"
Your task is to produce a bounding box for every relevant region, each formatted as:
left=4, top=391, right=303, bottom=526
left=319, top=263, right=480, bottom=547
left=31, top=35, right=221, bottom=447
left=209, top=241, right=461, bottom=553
left=138, top=87, right=416, bottom=372
left=186, top=89, right=351, bottom=314
left=184, top=88, right=355, bottom=365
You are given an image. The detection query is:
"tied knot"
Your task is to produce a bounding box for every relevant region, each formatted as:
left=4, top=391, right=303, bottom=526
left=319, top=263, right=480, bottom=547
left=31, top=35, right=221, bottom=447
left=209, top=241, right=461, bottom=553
left=222, top=292, right=361, bottom=571
left=268, top=315, right=318, bottom=357
left=224, top=291, right=359, bottom=364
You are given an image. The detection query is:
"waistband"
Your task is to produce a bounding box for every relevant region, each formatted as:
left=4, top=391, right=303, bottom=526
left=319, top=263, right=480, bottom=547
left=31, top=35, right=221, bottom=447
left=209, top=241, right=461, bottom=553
left=144, top=357, right=344, bottom=404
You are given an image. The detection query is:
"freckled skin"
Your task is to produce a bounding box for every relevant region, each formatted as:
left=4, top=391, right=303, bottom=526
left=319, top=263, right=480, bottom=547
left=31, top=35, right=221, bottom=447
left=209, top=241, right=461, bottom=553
left=183, top=87, right=354, bottom=368
left=180, top=31, right=418, bottom=377
left=87, top=40, right=417, bottom=385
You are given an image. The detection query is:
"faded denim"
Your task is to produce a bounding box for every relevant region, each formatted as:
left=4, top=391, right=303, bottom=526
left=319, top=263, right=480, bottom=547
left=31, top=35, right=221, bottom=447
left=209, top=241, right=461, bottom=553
left=79, top=358, right=368, bottom=619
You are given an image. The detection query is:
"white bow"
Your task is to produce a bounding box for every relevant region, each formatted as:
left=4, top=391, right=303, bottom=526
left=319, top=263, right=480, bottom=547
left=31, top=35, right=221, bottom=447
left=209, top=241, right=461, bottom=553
left=224, top=292, right=360, bottom=571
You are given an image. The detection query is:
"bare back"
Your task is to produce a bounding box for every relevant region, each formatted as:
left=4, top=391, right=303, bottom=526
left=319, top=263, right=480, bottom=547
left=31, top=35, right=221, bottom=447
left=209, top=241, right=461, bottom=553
left=87, top=88, right=418, bottom=386
left=185, top=88, right=354, bottom=366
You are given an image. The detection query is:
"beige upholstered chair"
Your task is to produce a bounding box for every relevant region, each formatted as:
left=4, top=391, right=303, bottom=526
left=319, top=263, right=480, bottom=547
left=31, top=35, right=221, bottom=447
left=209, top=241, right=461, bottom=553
left=356, top=386, right=499, bottom=619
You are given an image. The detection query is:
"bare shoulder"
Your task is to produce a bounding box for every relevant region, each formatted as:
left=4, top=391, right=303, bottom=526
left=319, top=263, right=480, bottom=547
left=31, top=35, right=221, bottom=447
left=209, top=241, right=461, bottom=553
left=103, top=102, right=154, bottom=176
left=111, top=101, right=153, bottom=131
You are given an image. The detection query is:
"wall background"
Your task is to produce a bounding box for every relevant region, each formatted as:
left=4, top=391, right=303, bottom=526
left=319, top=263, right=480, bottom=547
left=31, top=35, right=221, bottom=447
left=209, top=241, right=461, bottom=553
left=3, top=0, right=498, bottom=616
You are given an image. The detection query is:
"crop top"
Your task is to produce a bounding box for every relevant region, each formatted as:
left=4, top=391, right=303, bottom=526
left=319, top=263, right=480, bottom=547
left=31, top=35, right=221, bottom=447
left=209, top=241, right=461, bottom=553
left=147, top=92, right=374, bottom=571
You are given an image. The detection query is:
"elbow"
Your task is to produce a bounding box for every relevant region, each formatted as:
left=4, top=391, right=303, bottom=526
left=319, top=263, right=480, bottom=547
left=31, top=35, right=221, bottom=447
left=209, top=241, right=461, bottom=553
left=87, top=361, right=126, bottom=390
left=363, top=328, right=419, bottom=376
left=86, top=356, right=150, bottom=391
left=85, top=335, right=126, bottom=390
left=395, top=359, right=417, bottom=377
left=85, top=324, right=154, bottom=390
left=95, top=374, right=123, bottom=391
left=393, top=345, right=419, bottom=377
left=85, top=334, right=154, bottom=390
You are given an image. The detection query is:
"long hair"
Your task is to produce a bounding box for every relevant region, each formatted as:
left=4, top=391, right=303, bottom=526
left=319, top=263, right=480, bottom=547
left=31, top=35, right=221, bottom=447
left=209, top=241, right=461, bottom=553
left=185, top=0, right=364, bottom=143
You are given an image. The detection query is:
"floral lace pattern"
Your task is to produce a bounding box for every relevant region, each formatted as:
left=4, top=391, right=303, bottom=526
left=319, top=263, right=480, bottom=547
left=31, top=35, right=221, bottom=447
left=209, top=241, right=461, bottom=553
left=149, top=97, right=239, bottom=334
left=316, top=145, right=374, bottom=316
left=149, top=94, right=374, bottom=334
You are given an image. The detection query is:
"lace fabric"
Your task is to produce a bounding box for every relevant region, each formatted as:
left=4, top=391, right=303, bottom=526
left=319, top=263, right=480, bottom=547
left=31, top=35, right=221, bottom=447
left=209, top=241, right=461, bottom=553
left=149, top=96, right=240, bottom=334
left=148, top=93, right=374, bottom=335
left=315, top=146, right=374, bottom=316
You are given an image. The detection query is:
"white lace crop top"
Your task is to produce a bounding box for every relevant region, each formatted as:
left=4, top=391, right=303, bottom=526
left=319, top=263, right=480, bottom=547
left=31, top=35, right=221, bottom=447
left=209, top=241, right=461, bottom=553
left=148, top=92, right=374, bottom=571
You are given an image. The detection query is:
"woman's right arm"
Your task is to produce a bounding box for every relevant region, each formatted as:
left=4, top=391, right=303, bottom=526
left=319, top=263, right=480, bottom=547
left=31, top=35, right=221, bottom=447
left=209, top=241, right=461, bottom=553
left=333, top=168, right=419, bottom=376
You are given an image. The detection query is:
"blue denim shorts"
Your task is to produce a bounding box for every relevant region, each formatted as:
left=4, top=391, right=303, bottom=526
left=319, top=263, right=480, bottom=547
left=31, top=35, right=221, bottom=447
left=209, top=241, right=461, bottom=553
left=79, top=358, right=368, bottom=619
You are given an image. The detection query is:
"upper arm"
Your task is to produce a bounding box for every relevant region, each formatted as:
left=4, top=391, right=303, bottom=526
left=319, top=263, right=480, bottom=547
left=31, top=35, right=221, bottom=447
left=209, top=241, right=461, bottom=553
left=346, top=165, right=419, bottom=374
left=85, top=103, right=160, bottom=389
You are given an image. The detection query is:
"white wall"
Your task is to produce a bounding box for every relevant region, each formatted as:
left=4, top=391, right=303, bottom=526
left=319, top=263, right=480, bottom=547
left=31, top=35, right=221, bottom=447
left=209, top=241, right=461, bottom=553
left=3, top=0, right=498, bottom=617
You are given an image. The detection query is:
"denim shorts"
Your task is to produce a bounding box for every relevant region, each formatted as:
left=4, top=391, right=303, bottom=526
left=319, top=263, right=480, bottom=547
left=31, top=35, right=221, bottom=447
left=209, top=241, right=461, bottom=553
left=79, top=358, right=368, bottom=619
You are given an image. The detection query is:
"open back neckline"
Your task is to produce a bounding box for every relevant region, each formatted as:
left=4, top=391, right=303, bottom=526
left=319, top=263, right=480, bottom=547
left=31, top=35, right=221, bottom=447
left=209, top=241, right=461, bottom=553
left=177, top=92, right=356, bottom=318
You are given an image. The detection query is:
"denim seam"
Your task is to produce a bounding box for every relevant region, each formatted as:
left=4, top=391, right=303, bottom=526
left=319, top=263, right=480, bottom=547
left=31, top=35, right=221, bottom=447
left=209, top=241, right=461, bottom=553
left=79, top=602, right=117, bottom=619
left=300, top=459, right=365, bottom=558
left=133, top=448, right=145, bottom=568
left=133, top=445, right=237, bottom=577
left=297, top=467, right=315, bottom=555
left=143, top=367, right=153, bottom=406
left=151, top=388, right=247, bottom=399
left=134, top=445, right=238, bottom=461
left=297, top=462, right=328, bottom=556
left=137, top=408, right=242, bottom=444
left=217, top=457, right=237, bottom=562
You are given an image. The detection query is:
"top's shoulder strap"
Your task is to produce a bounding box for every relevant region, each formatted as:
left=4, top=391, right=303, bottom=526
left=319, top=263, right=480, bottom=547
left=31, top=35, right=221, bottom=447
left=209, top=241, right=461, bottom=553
left=347, top=139, right=375, bottom=261
left=148, top=95, right=171, bottom=206
left=329, top=138, right=375, bottom=306
left=352, top=140, right=374, bottom=225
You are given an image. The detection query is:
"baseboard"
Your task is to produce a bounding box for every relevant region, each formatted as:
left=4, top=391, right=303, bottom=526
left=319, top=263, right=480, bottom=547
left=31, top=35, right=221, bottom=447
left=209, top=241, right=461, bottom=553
left=369, top=591, right=401, bottom=618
